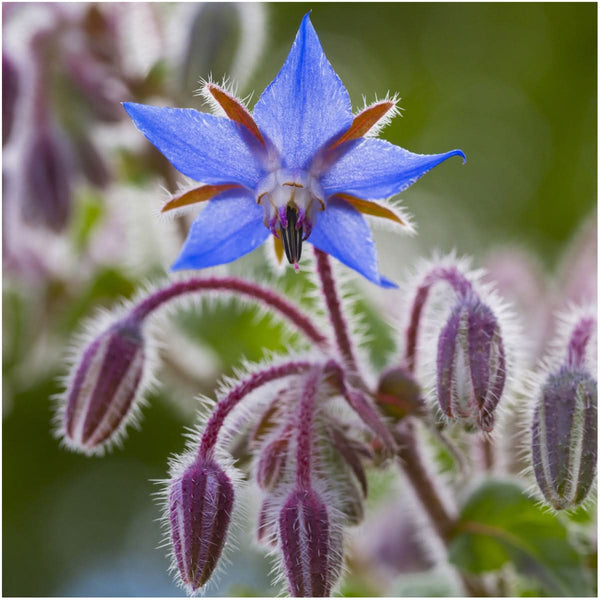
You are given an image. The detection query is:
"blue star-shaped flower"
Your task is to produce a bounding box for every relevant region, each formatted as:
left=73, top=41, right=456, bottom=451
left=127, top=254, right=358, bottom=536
left=124, top=14, right=465, bottom=288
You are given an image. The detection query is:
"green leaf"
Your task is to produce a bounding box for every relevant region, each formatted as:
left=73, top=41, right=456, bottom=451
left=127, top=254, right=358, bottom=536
left=70, top=189, right=105, bottom=252
left=448, top=479, right=593, bottom=596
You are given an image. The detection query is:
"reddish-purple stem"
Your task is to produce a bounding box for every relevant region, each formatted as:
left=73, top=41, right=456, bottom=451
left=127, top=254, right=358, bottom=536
left=405, top=266, right=473, bottom=373
left=198, top=361, right=314, bottom=459
left=567, top=316, right=596, bottom=368
left=129, top=276, right=329, bottom=350
left=395, top=418, right=489, bottom=596
left=295, top=367, right=323, bottom=488
left=313, top=249, right=358, bottom=372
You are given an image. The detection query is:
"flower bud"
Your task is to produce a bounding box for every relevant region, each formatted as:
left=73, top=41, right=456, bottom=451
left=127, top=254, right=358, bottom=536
left=169, top=459, right=234, bottom=592
left=256, top=429, right=290, bottom=491
left=531, top=366, right=597, bottom=510
left=376, top=366, right=426, bottom=422
left=22, top=128, right=72, bottom=232
left=279, top=487, right=342, bottom=597
left=62, top=318, right=146, bottom=452
left=437, top=295, right=506, bottom=431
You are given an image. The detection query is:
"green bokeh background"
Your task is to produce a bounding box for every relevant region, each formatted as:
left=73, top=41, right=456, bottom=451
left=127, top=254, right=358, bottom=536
left=3, top=2, right=596, bottom=596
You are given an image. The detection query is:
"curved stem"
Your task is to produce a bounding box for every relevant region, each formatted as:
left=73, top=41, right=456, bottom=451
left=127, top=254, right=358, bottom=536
left=313, top=249, right=359, bottom=372
left=198, top=360, right=314, bottom=460
left=405, top=266, right=472, bottom=373
left=295, top=367, right=323, bottom=488
left=129, top=276, right=329, bottom=350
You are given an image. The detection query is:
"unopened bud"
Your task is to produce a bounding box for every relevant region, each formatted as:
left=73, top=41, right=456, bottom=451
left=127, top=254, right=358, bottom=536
left=437, top=295, right=506, bottom=431
left=531, top=366, right=597, bottom=510
left=279, top=487, right=342, bottom=597
left=169, top=459, right=234, bottom=592
left=22, top=128, right=72, bottom=232
left=256, top=429, right=290, bottom=491
left=62, top=317, right=146, bottom=453
left=376, top=366, right=425, bottom=422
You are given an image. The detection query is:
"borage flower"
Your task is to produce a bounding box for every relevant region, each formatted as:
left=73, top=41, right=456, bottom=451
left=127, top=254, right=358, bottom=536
left=124, top=14, right=465, bottom=287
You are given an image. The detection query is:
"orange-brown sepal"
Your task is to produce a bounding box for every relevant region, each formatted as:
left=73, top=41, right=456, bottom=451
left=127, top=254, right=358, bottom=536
left=161, top=183, right=242, bottom=213
left=207, top=83, right=266, bottom=146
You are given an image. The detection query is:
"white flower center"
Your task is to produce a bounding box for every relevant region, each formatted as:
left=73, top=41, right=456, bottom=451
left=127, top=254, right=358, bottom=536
left=256, top=169, right=325, bottom=265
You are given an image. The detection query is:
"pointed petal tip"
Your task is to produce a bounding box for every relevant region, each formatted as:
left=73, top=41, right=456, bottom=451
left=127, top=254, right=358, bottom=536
left=450, top=149, right=467, bottom=164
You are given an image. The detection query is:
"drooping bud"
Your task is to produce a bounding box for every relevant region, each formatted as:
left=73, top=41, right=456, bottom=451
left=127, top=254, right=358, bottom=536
left=531, top=366, right=597, bottom=510
left=279, top=487, right=342, bottom=597
left=169, top=458, right=234, bottom=592
left=437, top=295, right=506, bottom=432
left=256, top=427, right=290, bottom=491
left=62, top=317, right=146, bottom=453
left=376, top=366, right=426, bottom=422
left=22, top=128, right=72, bottom=232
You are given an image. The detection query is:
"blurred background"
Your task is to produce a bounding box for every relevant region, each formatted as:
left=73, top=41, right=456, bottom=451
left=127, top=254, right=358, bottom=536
left=3, top=2, right=596, bottom=596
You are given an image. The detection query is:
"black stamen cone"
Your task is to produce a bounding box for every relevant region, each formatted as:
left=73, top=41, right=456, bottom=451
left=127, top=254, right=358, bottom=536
left=281, top=205, right=303, bottom=265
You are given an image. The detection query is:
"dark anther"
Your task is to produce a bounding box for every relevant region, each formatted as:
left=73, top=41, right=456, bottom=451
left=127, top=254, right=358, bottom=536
left=280, top=205, right=303, bottom=265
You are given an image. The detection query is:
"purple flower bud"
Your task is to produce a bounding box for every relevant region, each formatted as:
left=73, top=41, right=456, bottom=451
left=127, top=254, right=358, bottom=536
left=437, top=296, right=506, bottom=431
left=531, top=366, right=597, bottom=510
left=3, top=53, right=19, bottom=145
left=279, top=487, right=342, bottom=597
left=256, top=429, right=290, bottom=491
left=22, top=128, right=72, bottom=232
left=169, top=459, right=234, bottom=592
left=62, top=318, right=146, bottom=452
left=376, top=366, right=426, bottom=421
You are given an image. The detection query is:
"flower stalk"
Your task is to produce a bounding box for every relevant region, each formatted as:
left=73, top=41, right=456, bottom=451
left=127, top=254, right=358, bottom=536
left=314, top=248, right=359, bottom=372
left=129, top=276, right=330, bottom=350
left=198, top=360, right=315, bottom=460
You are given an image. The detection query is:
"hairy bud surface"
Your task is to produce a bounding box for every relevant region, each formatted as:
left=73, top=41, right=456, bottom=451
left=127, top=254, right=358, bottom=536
left=437, top=295, right=506, bottom=431
left=169, top=459, right=234, bottom=592
left=279, top=487, right=341, bottom=597
left=531, top=366, right=597, bottom=510
left=63, top=318, right=146, bottom=452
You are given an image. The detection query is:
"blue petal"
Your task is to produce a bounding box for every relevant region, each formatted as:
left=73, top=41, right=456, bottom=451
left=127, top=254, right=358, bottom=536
left=252, top=14, right=353, bottom=169
left=322, top=138, right=466, bottom=200
left=308, top=197, right=397, bottom=288
left=171, top=191, right=269, bottom=270
left=123, top=103, right=263, bottom=189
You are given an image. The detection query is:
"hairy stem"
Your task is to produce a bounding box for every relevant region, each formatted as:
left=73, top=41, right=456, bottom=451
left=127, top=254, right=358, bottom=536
left=129, top=276, right=329, bottom=350
left=405, top=266, right=472, bottom=373
left=395, top=418, right=489, bottom=597
left=295, top=367, right=323, bottom=488
left=198, top=360, right=314, bottom=460
left=313, top=249, right=359, bottom=372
